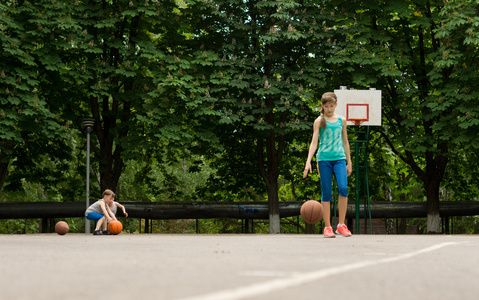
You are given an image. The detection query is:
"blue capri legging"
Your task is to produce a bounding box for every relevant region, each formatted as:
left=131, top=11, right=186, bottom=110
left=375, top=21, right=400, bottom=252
left=318, top=160, right=348, bottom=202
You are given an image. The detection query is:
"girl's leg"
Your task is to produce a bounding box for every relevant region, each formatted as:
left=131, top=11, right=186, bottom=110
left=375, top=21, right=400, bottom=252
left=333, top=160, right=349, bottom=225
left=338, top=195, right=348, bottom=225
left=321, top=201, right=331, bottom=227
left=332, top=160, right=352, bottom=236
left=318, top=161, right=333, bottom=227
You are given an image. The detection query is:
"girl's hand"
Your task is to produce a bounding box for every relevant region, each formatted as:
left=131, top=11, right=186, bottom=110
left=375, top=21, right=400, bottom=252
left=123, top=211, right=128, bottom=217
left=303, top=162, right=312, bottom=178
left=347, top=163, right=352, bottom=177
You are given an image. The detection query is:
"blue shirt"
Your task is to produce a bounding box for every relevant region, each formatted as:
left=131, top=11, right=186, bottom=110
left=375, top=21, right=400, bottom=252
left=316, top=116, right=346, bottom=161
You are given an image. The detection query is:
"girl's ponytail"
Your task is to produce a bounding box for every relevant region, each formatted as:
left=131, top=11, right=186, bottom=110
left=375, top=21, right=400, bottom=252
left=320, top=107, right=327, bottom=128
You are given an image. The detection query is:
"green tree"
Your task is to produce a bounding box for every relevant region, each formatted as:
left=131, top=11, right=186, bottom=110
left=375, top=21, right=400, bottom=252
left=184, top=0, right=332, bottom=233
left=59, top=0, right=191, bottom=192
left=0, top=1, right=72, bottom=191
left=325, top=0, right=479, bottom=232
left=1, top=0, right=245, bottom=199
left=2, top=0, right=202, bottom=194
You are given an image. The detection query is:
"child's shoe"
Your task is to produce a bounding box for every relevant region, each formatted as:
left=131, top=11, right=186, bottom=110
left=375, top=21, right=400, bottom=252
left=93, top=230, right=103, bottom=235
left=323, top=227, right=336, bottom=238
left=335, top=224, right=352, bottom=237
left=102, top=230, right=111, bottom=235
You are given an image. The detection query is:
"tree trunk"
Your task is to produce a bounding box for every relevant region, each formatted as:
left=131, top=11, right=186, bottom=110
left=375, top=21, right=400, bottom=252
left=424, top=145, right=448, bottom=234
left=98, top=133, right=123, bottom=193
left=0, top=155, right=9, bottom=191
left=256, top=132, right=284, bottom=234
left=267, top=178, right=280, bottom=234
left=0, top=141, right=13, bottom=191
left=100, top=167, right=121, bottom=193
left=425, top=178, right=441, bottom=233
left=385, top=140, right=448, bottom=234
left=91, top=93, right=130, bottom=193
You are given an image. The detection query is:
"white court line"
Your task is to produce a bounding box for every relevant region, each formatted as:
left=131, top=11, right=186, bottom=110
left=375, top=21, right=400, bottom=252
left=180, top=242, right=457, bottom=300
left=238, top=271, right=302, bottom=278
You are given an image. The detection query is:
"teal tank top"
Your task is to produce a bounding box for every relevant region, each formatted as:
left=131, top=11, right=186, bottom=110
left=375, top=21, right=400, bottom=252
left=316, top=116, right=346, bottom=162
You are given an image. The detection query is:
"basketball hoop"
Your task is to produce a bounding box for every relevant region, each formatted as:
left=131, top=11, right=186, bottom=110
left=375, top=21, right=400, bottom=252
left=349, top=119, right=368, bottom=126
left=346, top=103, right=369, bottom=126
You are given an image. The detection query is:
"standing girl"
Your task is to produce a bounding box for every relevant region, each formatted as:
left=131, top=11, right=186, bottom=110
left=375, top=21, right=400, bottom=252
left=303, top=92, right=352, bottom=238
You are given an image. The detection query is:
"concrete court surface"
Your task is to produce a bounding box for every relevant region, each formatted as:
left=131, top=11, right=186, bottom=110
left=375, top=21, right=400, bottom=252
left=0, top=234, right=478, bottom=300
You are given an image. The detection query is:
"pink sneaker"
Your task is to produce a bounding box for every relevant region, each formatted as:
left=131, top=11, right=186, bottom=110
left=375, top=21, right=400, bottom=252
left=323, top=227, right=336, bottom=238
left=336, top=224, right=352, bottom=237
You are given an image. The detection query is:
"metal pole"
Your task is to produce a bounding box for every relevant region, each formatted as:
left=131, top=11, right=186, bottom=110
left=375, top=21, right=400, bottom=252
left=355, top=142, right=360, bottom=233
left=82, top=118, right=95, bottom=234
left=85, top=127, right=91, bottom=234
left=366, top=88, right=376, bottom=233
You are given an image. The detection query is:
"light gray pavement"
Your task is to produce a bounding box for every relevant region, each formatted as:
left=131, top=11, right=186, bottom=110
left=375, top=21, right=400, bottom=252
left=1, top=234, right=478, bottom=300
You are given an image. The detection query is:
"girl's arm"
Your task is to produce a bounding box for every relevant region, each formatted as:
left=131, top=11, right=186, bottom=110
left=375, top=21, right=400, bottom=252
left=105, top=204, right=117, bottom=221
left=115, top=203, right=128, bottom=217
left=99, top=201, right=114, bottom=222
left=303, top=117, right=321, bottom=178
left=342, top=118, right=352, bottom=177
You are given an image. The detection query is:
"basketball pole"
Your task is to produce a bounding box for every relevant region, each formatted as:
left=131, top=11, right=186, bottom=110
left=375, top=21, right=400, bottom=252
left=82, top=118, right=95, bottom=234
left=336, top=86, right=377, bottom=234
left=355, top=141, right=360, bottom=232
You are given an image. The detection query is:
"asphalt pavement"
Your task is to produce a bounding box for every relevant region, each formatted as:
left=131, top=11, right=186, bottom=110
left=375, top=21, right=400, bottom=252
left=1, top=234, right=478, bottom=300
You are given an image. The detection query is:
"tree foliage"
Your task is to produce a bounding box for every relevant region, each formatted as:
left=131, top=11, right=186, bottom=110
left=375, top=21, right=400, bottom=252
left=183, top=0, right=334, bottom=232
left=0, top=1, right=75, bottom=191
left=1, top=0, right=479, bottom=234
left=320, top=0, right=479, bottom=232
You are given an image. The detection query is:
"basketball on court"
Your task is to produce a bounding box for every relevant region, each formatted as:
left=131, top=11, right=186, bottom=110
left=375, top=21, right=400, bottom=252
left=108, top=220, right=123, bottom=235
left=300, top=200, right=323, bottom=224
left=55, top=221, right=69, bottom=235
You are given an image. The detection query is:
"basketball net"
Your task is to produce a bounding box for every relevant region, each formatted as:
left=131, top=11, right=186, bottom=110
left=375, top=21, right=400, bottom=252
left=349, top=119, right=367, bottom=126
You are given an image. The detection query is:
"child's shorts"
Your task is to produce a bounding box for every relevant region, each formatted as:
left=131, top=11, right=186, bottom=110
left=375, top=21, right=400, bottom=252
left=86, top=212, right=104, bottom=222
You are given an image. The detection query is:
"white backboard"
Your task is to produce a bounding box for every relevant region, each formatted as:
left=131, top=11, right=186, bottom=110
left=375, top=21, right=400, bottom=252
left=334, top=88, right=382, bottom=126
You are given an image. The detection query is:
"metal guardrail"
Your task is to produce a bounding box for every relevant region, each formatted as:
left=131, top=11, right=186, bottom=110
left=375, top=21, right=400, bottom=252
left=1, top=201, right=479, bottom=220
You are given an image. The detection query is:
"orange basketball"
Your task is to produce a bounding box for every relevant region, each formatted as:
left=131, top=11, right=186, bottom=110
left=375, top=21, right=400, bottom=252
left=55, top=221, right=69, bottom=235
left=300, top=200, right=324, bottom=224
left=108, top=220, right=123, bottom=235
